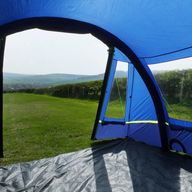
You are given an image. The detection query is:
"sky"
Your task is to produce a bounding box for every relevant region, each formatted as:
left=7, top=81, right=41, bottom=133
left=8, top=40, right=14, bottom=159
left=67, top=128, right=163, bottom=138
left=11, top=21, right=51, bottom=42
left=149, top=57, right=192, bottom=72
left=3, top=29, right=192, bottom=75
left=3, top=29, right=108, bottom=75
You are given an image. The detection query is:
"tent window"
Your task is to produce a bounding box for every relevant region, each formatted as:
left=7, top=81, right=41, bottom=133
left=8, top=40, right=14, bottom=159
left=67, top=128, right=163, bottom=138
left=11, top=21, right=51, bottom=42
left=105, top=61, right=128, bottom=119
left=149, top=58, right=192, bottom=122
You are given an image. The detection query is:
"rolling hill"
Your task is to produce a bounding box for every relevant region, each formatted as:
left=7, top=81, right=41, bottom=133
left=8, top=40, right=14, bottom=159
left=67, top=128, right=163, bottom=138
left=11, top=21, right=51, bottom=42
left=3, top=71, right=127, bottom=91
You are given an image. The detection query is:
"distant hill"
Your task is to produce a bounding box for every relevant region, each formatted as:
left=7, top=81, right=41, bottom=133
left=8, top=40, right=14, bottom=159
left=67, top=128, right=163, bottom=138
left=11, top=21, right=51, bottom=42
left=151, top=70, right=171, bottom=75
left=3, top=71, right=127, bottom=91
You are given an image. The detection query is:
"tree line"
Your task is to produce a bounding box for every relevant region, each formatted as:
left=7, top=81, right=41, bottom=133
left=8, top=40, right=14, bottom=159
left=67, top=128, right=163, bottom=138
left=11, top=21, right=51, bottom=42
left=155, top=69, right=192, bottom=104
left=5, top=69, right=192, bottom=104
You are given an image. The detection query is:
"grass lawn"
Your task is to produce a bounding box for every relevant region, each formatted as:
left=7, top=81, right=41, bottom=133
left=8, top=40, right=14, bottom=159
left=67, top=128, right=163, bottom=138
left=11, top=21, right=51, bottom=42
left=168, top=103, right=192, bottom=122
left=1, top=93, right=191, bottom=165
left=105, top=100, right=125, bottom=119
left=1, top=93, right=100, bottom=165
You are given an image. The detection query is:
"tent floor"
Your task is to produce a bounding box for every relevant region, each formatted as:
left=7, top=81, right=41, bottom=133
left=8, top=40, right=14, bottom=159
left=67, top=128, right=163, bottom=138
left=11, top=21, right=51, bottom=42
left=0, top=139, right=192, bottom=192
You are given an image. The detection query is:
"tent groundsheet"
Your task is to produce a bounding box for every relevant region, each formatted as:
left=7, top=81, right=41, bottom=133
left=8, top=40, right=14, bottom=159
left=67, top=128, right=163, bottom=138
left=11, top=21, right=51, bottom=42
left=0, top=139, right=192, bottom=192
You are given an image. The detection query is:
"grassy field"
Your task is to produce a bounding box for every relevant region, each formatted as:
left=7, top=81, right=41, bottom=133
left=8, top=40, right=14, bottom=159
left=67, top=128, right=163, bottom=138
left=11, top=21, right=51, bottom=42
left=1, top=93, right=191, bottom=165
left=2, top=93, right=100, bottom=165
left=168, top=103, right=192, bottom=122
left=105, top=100, right=125, bottom=118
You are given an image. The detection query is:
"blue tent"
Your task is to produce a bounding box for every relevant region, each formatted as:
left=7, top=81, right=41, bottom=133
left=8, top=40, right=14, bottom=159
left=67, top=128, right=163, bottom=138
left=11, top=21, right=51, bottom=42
left=0, top=1, right=192, bottom=156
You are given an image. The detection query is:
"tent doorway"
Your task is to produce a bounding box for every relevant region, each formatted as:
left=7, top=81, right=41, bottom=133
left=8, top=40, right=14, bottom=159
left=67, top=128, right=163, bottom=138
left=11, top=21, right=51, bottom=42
left=2, top=29, right=109, bottom=164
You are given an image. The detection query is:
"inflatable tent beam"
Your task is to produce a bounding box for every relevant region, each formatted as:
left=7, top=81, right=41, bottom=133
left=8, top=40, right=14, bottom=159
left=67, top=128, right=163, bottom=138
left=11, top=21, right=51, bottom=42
left=92, top=47, right=115, bottom=139
left=0, top=37, right=5, bottom=158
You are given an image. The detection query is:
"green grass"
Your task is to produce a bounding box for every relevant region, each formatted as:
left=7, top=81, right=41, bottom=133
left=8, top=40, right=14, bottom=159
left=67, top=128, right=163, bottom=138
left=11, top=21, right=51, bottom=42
left=1, top=93, right=192, bottom=165
left=1, top=93, right=100, bottom=165
left=105, top=100, right=125, bottom=118
left=168, top=103, right=192, bottom=121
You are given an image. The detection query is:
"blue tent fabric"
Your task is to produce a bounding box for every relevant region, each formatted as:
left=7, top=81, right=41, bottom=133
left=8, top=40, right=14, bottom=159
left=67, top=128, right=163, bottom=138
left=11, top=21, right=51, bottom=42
left=0, top=1, right=192, bottom=155
left=128, top=124, right=161, bottom=147
left=129, top=66, right=158, bottom=121
left=99, top=55, right=158, bottom=123
left=169, top=118, right=192, bottom=132
left=1, top=1, right=192, bottom=64
left=168, top=119, right=192, bottom=154
left=96, top=49, right=161, bottom=147
left=114, top=48, right=130, bottom=63
left=168, top=129, right=192, bottom=154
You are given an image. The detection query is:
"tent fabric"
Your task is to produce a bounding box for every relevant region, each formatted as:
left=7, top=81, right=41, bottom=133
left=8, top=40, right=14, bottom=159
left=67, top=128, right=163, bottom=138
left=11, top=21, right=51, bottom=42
left=1, top=1, right=192, bottom=64
left=129, top=65, right=158, bottom=121
left=169, top=118, right=192, bottom=132
left=96, top=123, right=128, bottom=140
left=167, top=111, right=192, bottom=155
left=96, top=123, right=161, bottom=147
left=114, top=48, right=130, bottom=63
left=1, top=139, right=192, bottom=192
left=96, top=50, right=161, bottom=147
left=168, top=129, right=192, bottom=154
left=168, top=119, right=192, bottom=154
left=99, top=54, right=158, bottom=123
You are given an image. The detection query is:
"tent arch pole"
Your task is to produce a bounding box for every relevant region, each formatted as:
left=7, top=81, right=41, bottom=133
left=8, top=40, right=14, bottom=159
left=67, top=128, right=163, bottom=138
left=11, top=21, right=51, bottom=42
left=0, top=37, right=5, bottom=158
left=0, top=17, right=168, bottom=153
left=91, top=47, right=115, bottom=139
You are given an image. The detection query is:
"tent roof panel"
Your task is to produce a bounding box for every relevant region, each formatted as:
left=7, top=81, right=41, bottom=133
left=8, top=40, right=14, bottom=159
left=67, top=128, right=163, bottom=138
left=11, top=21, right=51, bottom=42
left=0, top=0, right=192, bottom=64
